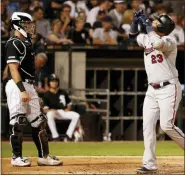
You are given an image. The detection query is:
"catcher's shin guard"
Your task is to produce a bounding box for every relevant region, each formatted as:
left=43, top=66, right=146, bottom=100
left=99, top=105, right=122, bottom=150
left=31, top=114, right=49, bottom=158
left=9, top=114, right=27, bottom=158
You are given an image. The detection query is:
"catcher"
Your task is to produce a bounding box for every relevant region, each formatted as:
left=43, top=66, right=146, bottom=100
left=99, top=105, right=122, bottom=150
left=5, top=12, right=62, bottom=167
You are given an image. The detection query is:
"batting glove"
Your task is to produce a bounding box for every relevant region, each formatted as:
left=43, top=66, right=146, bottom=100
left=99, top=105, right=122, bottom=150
left=138, top=14, right=151, bottom=27
left=133, top=9, right=144, bottom=24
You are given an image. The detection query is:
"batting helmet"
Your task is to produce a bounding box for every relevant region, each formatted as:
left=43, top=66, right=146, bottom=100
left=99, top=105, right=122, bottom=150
left=153, top=14, right=175, bottom=35
left=48, top=74, right=59, bottom=86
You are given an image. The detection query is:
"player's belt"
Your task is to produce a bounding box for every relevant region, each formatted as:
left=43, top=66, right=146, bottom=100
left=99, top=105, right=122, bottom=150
left=149, top=81, right=171, bottom=89
left=24, top=79, right=35, bottom=85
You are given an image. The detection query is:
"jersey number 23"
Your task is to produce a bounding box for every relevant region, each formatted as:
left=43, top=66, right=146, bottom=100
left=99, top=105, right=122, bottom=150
left=151, top=54, right=163, bottom=64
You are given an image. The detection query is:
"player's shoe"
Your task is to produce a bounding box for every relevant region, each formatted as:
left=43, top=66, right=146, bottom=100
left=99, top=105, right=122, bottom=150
left=52, top=137, right=62, bottom=142
left=37, top=155, right=62, bottom=166
left=63, top=135, right=73, bottom=142
left=11, top=157, right=31, bottom=167
left=136, top=167, right=157, bottom=174
left=74, top=127, right=84, bottom=142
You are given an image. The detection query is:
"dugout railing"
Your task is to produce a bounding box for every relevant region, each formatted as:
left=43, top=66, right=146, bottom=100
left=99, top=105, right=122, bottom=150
left=67, top=88, right=110, bottom=137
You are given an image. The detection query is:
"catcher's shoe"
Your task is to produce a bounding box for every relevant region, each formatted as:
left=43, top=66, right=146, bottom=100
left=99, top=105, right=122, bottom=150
left=37, top=155, right=62, bottom=166
left=136, top=167, right=158, bottom=174
left=11, top=157, right=31, bottom=167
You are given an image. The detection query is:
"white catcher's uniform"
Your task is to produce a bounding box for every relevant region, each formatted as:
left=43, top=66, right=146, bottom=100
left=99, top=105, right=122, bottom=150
left=137, top=33, right=184, bottom=170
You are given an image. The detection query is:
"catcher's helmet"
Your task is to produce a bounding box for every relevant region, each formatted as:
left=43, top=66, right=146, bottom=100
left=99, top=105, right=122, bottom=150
left=154, top=14, right=175, bottom=35
left=10, top=12, right=35, bottom=38
left=48, top=74, right=60, bottom=86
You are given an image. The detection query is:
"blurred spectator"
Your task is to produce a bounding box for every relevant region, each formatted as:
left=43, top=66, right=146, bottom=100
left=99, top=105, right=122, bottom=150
left=169, top=13, right=185, bottom=46
left=121, top=10, right=133, bottom=35
left=78, top=10, right=87, bottom=20
left=47, top=19, right=73, bottom=44
left=32, top=33, right=45, bottom=53
left=29, top=0, right=43, bottom=12
left=1, top=0, right=7, bottom=20
left=6, top=0, right=20, bottom=17
left=64, top=0, right=87, bottom=18
left=19, top=0, right=31, bottom=13
left=93, top=10, right=106, bottom=29
left=75, top=0, right=99, bottom=17
left=50, top=1, right=62, bottom=18
left=169, top=0, right=185, bottom=16
left=108, top=0, right=127, bottom=30
left=49, top=0, right=66, bottom=19
left=150, top=4, right=168, bottom=20
left=2, top=65, right=9, bottom=99
left=67, top=17, right=90, bottom=44
left=78, top=11, right=94, bottom=40
left=141, top=0, right=154, bottom=15
left=93, top=16, right=118, bottom=45
left=2, top=65, right=9, bottom=81
left=33, top=7, right=51, bottom=39
left=87, top=0, right=110, bottom=27
left=60, top=4, right=74, bottom=33
left=123, top=0, right=142, bottom=28
left=182, top=18, right=185, bottom=33
left=64, top=0, right=78, bottom=18
left=108, top=0, right=114, bottom=11
left=1, top=1, right=9, bottom=38
left=34, top=52, right=49, bottom=97
left=86, top=0, right=99, bottom=11
left=129, top=0, right=142, bottom=11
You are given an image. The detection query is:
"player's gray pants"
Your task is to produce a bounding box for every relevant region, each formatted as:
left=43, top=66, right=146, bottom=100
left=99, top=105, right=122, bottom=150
left=142, top=81, right=184, bottom=170
left=47, top=110, right=80, bottom=139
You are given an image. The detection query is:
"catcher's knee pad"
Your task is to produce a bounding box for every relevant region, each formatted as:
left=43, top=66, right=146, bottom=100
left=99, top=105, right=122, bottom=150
left=9, top=114, right=27, bottom=158
left=30, top=113, right=47, bottom=128
left=31, top=113, right=49, bottom=158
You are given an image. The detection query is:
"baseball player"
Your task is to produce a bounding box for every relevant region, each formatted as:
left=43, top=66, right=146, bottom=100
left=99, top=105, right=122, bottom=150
left=5, top=12, right=62, bottom=167
left=43, top=74, right=80, bottom=141
left=129, top=11, right=185, bottom=173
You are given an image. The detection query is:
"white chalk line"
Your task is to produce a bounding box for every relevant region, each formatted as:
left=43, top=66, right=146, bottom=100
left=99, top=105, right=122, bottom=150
left=1, top=156, right=184, bottom=160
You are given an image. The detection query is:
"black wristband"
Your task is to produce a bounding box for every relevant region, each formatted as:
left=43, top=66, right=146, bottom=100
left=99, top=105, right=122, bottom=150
left=130, top=22, right=139, bottom=34
left=16, top=81, right=26, bottom=92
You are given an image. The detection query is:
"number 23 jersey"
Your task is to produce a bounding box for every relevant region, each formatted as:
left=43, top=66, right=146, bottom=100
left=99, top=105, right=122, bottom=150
left=136, top=34, right=178, bottom=83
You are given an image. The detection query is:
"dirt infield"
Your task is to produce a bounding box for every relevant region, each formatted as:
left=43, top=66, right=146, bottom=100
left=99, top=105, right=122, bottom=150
left=1, top=156, right=184, bottom=174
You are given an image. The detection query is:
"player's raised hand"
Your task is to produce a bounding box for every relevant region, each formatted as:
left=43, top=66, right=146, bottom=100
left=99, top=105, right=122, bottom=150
left=133, top=9, right=144, bottom=24
left=138, top=14, right=151, bottom=27
left=21, top=91, right=31, bottom=103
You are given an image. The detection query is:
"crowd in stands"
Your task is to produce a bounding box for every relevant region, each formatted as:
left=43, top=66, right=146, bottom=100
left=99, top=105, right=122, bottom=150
left=1, top=0, right=185, bottom=101
left=1, top=0, right=185, bottom=99
left=1, top=0, right=185, bottom=96
left=1, top=0, right=185, bottom=53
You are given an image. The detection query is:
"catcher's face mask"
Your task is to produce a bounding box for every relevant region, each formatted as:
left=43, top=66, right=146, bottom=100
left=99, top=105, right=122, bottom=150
left=20, top=21, right=36, bottom=37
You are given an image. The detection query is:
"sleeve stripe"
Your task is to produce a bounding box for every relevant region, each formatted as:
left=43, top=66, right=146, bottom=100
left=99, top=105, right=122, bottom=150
left=8, top=58, right=20, bottom=60
left=43, top=106, right=49, bottom=110
left=7, top=60, right=20, bottom=64
left=8, top=56, right=16, bottom=59
left=67, top=102, right=72, bottom=106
